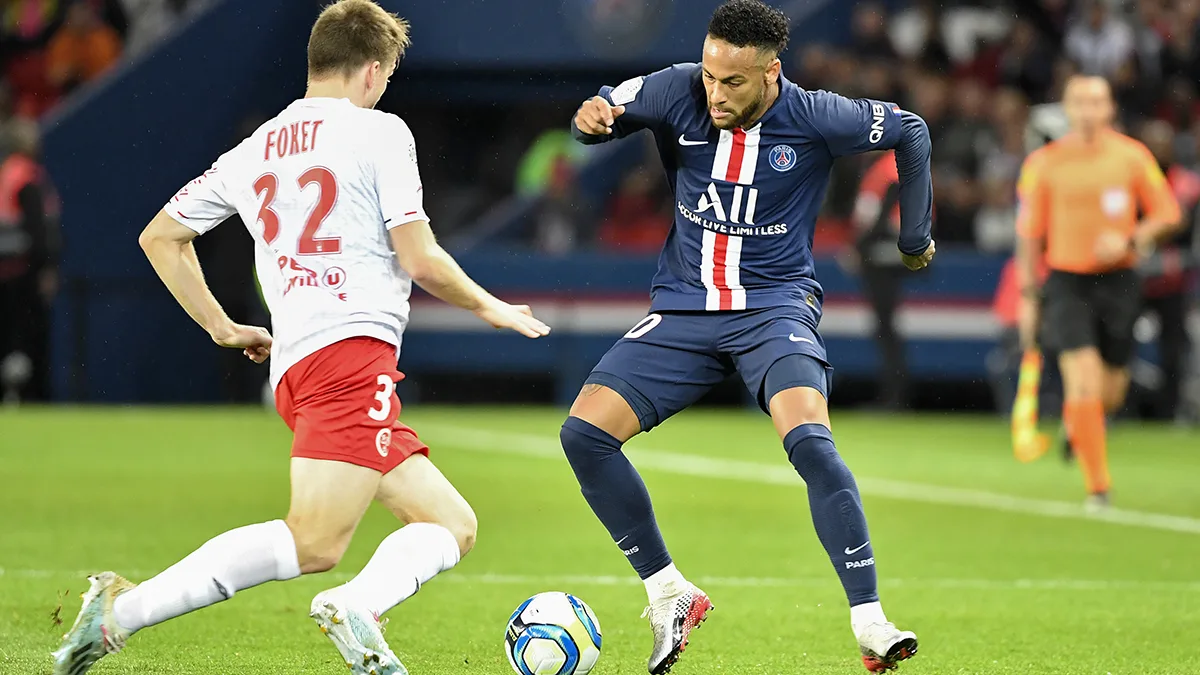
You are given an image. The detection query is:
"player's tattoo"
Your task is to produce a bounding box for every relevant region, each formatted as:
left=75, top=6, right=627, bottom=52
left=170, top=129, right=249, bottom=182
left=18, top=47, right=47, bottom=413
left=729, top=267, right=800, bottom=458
left=580, top=383, right=603, bottom=397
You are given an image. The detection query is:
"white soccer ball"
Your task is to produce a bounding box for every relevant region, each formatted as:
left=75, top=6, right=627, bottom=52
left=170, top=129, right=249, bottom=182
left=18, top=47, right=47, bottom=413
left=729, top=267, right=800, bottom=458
left=505, top=592, right=602, bottom=675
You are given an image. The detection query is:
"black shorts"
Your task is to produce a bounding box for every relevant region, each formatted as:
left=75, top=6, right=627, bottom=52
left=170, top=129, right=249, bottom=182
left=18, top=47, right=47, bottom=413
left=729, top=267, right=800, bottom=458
left=1039, top=269, right=1142, bottom=366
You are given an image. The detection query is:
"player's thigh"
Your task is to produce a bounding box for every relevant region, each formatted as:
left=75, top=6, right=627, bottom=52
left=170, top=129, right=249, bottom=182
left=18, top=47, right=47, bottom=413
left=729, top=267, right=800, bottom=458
left=375, top=453, right=477, bottom=557
left=1040, top=272, right=1096, bottom=355
left=581, top=312, right=728, bottom=437
left=1102, top=365, right=1131, bottom=413
left=1094, top=269, right=1142, bottom=369
left=727, top=306, right=832, bottom=429
left=1058, top=346, right=1105, bottom=400
left=287, top=457, right=380, bottom=573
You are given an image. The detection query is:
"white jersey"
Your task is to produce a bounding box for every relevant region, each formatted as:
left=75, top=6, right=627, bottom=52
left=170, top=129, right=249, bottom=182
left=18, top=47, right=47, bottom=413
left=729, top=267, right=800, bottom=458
left=165, top=97, right=425, bottom=388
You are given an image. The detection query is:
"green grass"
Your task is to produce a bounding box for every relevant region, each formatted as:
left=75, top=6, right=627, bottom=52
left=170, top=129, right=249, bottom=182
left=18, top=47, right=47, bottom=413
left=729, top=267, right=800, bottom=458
left=2, top=406, right=1199, bottom=674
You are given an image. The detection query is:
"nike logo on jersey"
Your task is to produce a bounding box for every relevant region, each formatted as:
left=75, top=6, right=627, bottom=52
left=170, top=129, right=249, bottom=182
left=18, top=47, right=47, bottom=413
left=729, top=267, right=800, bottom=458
left=844, top=541, right=870, bottom=555
left=789, top=334, right=814, bottom=344
left=678, top=134, right=708, bottom=146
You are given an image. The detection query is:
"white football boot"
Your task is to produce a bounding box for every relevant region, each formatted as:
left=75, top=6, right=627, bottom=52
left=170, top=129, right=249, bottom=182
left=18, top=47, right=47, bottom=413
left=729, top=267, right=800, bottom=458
left=311, top=592, right=407, bottom=675
left=641, top=581, right=712, bottom=674
left=51, top=572, right=137, bottom=675
left=856, top=621, right=918, bottom=672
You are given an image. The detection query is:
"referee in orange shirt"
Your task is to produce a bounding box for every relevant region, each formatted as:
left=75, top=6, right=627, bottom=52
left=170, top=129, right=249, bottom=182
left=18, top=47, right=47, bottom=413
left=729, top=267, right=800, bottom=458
left=1016, top=75, right=1182, bottom=510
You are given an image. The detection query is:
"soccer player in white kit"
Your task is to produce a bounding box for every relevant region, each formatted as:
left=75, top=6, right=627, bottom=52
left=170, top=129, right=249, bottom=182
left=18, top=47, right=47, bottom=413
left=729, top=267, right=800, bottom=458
left=50, top=3, right=549, bottom=674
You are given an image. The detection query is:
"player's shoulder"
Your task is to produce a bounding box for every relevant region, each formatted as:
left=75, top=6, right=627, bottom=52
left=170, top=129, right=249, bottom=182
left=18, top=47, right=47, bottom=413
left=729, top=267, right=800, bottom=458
left=611, top=62, right=699, bottom=106
left=1106, top=130, right=1156, bottom=162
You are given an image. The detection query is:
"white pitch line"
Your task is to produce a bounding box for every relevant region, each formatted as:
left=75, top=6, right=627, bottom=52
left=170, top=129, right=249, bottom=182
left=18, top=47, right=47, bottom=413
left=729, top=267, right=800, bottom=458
left=2, top=568, right=1198, bottom=592
left=421, top=426, right=1200, bottom=536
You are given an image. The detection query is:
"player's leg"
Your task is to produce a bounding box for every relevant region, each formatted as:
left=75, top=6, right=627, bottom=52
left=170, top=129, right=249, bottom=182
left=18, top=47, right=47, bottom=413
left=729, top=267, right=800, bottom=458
left=560, top=311, right=724, bottom=674
left=1042, top=272, right=1111, bottom=504
left=52, top=459, right=377, bottom=675
left=316, top=452, right=474, bottom=621
left=730, top=307, right=915, bottom=672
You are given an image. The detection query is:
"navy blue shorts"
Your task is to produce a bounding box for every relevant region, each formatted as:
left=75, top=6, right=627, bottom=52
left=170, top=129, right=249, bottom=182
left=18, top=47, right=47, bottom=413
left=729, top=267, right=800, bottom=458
left=587, top=306, right=833, bottom=432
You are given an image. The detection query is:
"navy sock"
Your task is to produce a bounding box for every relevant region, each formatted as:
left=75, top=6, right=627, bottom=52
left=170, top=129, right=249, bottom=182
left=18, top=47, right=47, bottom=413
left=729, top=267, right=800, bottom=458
left=784, top=423, right=879, bottom=606
left=560, top=416, right=672, bottom=579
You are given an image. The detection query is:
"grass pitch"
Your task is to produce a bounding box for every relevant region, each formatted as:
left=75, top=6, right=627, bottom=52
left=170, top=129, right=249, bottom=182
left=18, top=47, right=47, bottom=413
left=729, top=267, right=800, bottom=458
left=2, top=406, right=1198, bottom=674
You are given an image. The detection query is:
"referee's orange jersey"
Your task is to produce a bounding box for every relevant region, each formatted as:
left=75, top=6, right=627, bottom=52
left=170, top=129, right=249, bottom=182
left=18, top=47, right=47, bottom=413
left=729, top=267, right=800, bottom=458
left=1016, top=129, right=1180, bottom=274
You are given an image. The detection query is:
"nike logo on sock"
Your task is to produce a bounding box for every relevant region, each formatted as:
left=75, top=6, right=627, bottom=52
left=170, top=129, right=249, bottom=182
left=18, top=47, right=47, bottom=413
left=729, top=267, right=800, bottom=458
left=212, top=578, right=232, bottom=600
left=844, top=541, right=870, bottom=555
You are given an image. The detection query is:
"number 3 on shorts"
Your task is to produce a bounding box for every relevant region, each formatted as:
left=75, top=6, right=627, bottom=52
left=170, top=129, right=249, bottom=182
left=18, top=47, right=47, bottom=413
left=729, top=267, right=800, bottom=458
left=367, top=374, right=395, bottom=421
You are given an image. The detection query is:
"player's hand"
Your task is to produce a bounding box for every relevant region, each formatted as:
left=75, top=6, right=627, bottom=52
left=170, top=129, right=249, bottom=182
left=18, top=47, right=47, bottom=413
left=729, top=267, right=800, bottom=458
left=210, top=322, right=273, bottom=363
left=900, top=240, right=936, bottom=271
left=1017, top=295, right=1040, bottom=350
left=1094, top=230, right=1130, bottom=266
left=475, top=300, right=551, bottom=339
left=574, top=96, right=625, bottom=136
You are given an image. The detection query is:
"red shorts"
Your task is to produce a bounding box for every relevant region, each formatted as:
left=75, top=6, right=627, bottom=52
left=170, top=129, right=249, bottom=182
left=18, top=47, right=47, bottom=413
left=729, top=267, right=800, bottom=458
left=276, top=337, right=428, bottom=474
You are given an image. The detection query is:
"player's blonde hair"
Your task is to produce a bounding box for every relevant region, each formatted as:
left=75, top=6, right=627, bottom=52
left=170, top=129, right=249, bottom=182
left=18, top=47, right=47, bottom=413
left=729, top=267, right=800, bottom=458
left=307, top=0, right=410, bottom=79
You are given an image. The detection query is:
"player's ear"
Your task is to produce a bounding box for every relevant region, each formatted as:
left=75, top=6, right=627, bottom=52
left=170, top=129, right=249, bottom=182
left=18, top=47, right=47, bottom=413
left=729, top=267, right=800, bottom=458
left=765, top=56, right=781, bottom=85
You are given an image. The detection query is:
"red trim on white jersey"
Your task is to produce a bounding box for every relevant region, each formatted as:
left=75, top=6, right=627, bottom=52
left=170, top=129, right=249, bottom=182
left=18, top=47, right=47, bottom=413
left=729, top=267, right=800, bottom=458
left=701, top=125, right=759, bottom=310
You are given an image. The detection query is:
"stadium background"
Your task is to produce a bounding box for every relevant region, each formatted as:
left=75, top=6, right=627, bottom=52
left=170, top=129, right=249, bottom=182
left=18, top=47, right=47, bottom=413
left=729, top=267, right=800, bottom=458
left=0, top=0, right=1192, bottom=418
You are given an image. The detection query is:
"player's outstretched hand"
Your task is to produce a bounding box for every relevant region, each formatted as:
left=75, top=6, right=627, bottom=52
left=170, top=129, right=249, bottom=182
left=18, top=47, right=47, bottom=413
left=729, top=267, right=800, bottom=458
left=574, top=96, right=625, bottom=136
left=901, top=240, right=936, bottom=271
left=476, top=300, right=551, bottom=339
left=211, top=322, right=273, bottom=363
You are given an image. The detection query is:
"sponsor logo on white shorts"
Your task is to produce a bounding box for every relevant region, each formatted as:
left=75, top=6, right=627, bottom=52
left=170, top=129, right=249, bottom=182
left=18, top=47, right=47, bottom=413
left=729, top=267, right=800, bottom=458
left=375, top=428, right=392, bottom=457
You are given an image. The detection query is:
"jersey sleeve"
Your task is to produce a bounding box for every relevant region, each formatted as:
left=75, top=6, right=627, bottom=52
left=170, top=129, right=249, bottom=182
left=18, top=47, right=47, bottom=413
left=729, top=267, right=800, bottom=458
left=374, top=115, right=428, bottom=229
left=803, top=90, right=905, bottom=158
left=164, top=152, right=237, bottom=235
left=1132, top=145, right=1181, bottom=225
left=573, top=65, right=683, bottom=144
left=1015, top=152, right=1050, bottom=240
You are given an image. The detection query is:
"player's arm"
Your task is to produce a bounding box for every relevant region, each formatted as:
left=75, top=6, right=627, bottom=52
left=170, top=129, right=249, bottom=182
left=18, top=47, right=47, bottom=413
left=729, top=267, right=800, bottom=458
left=1014, top=154, right=1049, bottom=349
left=139, top=210, right=272, bottom=362
left=572, top=66, right=678, bottom=144
left=377, top=116, right=548, bottom=338
left=806, top=91, right=934, bottom=269
left=388, top=222, right=548, bottom=338
left=1132, top=147, right=1182, bottom=256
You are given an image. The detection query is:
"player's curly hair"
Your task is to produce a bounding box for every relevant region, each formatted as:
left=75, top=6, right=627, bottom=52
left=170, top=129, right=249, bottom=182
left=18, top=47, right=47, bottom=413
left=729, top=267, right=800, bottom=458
left=707, top=0, right=790, bottom=55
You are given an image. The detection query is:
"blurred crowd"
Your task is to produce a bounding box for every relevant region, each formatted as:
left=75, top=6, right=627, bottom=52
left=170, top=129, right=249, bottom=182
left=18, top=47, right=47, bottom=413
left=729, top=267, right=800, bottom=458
left=0, top=0, right=206, bottom=402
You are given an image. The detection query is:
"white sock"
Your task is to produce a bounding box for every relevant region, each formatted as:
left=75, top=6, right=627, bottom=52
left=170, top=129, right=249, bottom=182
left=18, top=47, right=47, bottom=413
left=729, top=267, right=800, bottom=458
left=113, top=519, right=300, bottom=633
left=643, top=562, right=686, bottom=601
left=324, top=523, right=460, bottom=618
left=850, top=601, right=888, bottom=633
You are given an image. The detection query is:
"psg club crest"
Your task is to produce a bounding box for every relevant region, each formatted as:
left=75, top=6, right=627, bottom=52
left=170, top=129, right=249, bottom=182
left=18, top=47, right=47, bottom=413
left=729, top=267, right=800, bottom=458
left=769, top=144, right=796, bottom=172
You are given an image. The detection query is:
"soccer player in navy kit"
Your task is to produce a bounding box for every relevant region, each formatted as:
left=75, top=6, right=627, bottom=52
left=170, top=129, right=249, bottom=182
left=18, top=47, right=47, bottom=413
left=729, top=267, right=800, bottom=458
left=558, top=1, right=935, bottom=673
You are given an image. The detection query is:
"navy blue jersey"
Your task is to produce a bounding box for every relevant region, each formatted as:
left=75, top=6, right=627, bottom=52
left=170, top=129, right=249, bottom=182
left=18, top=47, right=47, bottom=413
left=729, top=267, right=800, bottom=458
left=574, top=64, right=933, bottom=312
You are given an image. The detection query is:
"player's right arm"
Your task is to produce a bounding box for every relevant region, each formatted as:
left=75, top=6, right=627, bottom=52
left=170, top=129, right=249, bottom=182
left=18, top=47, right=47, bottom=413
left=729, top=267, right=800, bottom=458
left=572, top=66, right=680, bottom=144
left=142, top=156, right=273, bottom=362
left=1014, top=150, right=1050, bottom=349
left=376, top=116, right=549, bottom=339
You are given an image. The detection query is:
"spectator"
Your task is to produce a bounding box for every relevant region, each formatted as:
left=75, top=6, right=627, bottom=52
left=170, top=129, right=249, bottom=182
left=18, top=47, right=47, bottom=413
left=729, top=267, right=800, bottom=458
left=596, top=165, right=670, bottom=254
left=998, top=18, right=1057, bottom=103
left=45, top=0, right=122, bottom=95
left=2, top=0, right=66, bottom=117
left=530, top=156, right=593, bottom=255
left=1064, top=1, right=1135, bottom=79
left=0, top=118, right=59, bottom=402
left=1138, top=119, right=1199, bottom=420
left=850, top=3, right=895, bottom=62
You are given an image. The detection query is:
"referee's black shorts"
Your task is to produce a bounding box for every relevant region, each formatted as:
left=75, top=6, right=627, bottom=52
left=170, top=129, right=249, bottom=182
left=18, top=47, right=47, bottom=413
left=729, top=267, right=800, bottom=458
left=1039, top=268, right=1142, bottom=367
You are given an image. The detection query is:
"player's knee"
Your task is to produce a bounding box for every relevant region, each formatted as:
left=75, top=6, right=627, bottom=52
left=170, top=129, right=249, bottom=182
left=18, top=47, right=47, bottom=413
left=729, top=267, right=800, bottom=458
left=782, top=424, right=853, bottom=493
left=286, top=519, right=351, bottom=574
left=560, top=416, right=623, bottom=462
left=444, top=505, right=478, bottom=558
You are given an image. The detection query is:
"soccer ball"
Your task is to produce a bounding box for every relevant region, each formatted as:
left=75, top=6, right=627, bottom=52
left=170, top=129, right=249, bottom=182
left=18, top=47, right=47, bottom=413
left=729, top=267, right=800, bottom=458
left=505, top=592, right=602, bottom=675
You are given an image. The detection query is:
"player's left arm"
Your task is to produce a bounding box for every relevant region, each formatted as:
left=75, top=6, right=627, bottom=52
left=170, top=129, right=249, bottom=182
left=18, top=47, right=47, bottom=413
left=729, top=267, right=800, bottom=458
left=143, top=158, right=272, bottom=362
left=806, top=91, right=934, bottom=268
left=1131, top=145, right=1183, bottom=256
